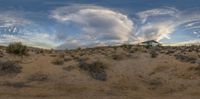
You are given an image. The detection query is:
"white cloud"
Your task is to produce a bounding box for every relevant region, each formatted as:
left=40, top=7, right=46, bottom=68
left=168, top=39, right=200, bottom=46
left=135, top=7, right=200, bottom=43
left=53, top=6, right=200, bottom=49
left=137, top=7, right=179, bottom=23
left=0, top=11, right=58, bottom=49
left=0, top=32, right=57, bottom=49
left=51, top=5, right=135, bottom=49
left=136, top=21, right=175, bottom=42
left=134, top=7, right=179, bottom=42
left=1, top=6, right=200, bottom=49
left=0, top=11, right=30, bottom=27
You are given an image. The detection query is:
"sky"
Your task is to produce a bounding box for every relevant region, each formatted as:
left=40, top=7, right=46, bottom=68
left=0, top=0, right=200, bottom=49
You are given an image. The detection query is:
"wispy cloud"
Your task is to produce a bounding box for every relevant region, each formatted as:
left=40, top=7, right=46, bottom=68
left=0, top=11, right=58, bottom=49
left=0, top=11, right=30, bottom=27
left=51, top=5, right=135, bottom=49
left=0, top=5, right=200, bottom=49
left=136, top=7, right=180, bottom=23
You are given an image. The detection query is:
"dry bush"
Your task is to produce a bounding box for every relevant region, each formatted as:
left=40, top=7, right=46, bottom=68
left=52, top=58, right=64, bottom=65
left=150, top=50, right=158, bottom=58
left=79, top=60, right=107, bottom=81
left=188, top=60, right=200, bottom=75
left=0, top=60, right=22, bottom=75
left=111, top=54, right=125, bottom=60
left=149, top=66, right=169, bottom=76
left=63, top=65, right=76, bottom=71
left=28, top=72, right=48, bottom=81
left=166, top=49, right=175, bottom=55
left=133, top=46, right=148, bottom=53
left=0, top=81, right=28, bottom=88
left=64, top=56, right=72, bottom=62
left=6, top=42, right=27, bottom=55
left=143, top=77, right=163, bottom=90
left=120, top=44, right=132, bottom=50
left=36, top=50, right=44, bottom=54
left=175, top=52, right=198, bottom=63
left=59, top=53, right=65, bottom=58
left=111, top=49, right=131, bottom=60
left=0, top=51, right=3, bottom=57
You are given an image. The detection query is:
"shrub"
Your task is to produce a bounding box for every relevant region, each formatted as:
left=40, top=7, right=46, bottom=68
left=0, top=60, right=22, bottom=75
left=63, top=65, right=76, bottom=71
left=52, top=58, right=64, bottom=65
left=121, top=44, right=132, bottom=50
left=150, top=50, right=158, bottom=58
left=6, top=42, right=27, bottom=55
left=28, top=72, right=48, bottom=81
left=111, top=54, right=124, bottom=60
left=146, top=78, right=163, bottom=90
left=1, top=81, right=28, bottom=88
left=63, top=56, right=72, bottom=62
left=79, top=60, right=107, bottom=81
left=175, top=52, right=198, bottom=63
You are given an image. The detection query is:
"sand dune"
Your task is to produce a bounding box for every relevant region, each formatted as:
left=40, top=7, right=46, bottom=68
left=0, top=45, right=200, bottom=99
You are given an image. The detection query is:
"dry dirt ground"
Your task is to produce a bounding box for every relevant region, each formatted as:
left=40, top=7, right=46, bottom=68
left=0, top=45, right=200, bottom=99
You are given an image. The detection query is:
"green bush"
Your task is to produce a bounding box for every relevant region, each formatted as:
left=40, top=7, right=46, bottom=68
left=6, top=42, right=27, bottom=55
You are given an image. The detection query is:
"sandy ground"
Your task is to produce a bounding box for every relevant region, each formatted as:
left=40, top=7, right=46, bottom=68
left=0, top=46, right=200, bottom=99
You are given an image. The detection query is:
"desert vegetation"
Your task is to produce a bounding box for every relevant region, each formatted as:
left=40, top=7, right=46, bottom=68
left=79, top=60, right=107, bottom=81
left=6, top=42, right=27, bottom=56
left=0, top=43, right=199, bottom=99
left=28, top=72, right=49, bottom=81
left=0, top=60, right=22, bottom=75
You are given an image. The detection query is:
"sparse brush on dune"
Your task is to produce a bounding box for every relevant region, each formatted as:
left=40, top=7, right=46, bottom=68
left=6, top=42, right=27, bottom=56
left=79, top=60, right=107, bottom=81
left=150, top=50, right=158, bottom=58
left=0, top=60, right=22, bottom=75
left=28, top=72, right=48, bottom=81
left=0, top=81, right=29, bottom=88
left=52, top=58, right=64, bottom=65
left=175, top=52, right=198, bottom=63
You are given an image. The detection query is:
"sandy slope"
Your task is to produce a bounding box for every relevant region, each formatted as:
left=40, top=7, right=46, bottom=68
left=0, top=46, right=200, bottom=99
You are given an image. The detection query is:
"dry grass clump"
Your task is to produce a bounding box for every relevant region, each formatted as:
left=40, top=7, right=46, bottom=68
left=111, top=53, right=132, bottom=60
left=149, top=66, right=169, bottom=76
left=63, top=56, right=72, bottom=62
left=120, top=44, right=132, bottom=51
left=58, top=53, right=65, bottom=58
left=0, top=81, right=29, bottom=88
left=143, top=77, right=163, bottom=90
left=0, top=60, right=22, bottom=75
left=63, top=65, right=76, bottom=71
left=36, top=50, right=44, bottom=54
left=166, top=49, right=175, bottom=55
left=150, top=50, right=158, bottom=58
left=52, top=58, right=64, bottom=65
left=0, top=51, right=3, bottom=57
left=6, top=42, right=27, bottom=55
left=79, top=60, right=107, bottom=81
left=133, top=46, right=148, bottom=53
left=111, top=54, right=125, bottom=60
left=188, top=60, right=200, bottom=75
left=175, top=52, right=198, bottom=63
left=110, top=48, right=131, bottom=60
left=28, top=72, right=48, bottom=81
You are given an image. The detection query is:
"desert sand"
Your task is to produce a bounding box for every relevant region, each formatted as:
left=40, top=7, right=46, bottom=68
left=0, top=45, right=200, bottom=99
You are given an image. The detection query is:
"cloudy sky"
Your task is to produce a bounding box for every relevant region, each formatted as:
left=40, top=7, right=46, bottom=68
left=0, top=0, right=200, bottom=49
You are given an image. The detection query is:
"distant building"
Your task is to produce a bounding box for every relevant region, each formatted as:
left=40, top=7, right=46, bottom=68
left=141, top=40, right=161, bottom=46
